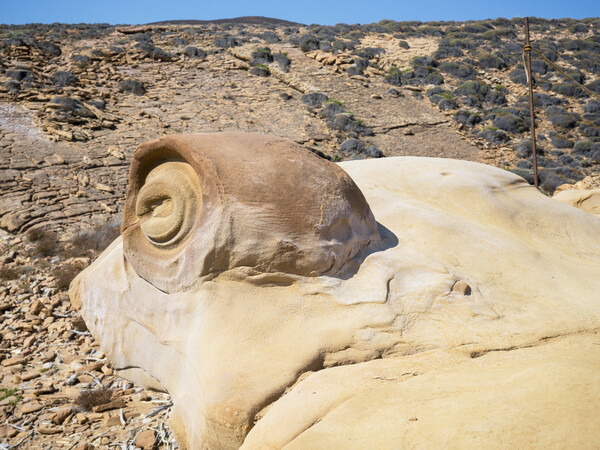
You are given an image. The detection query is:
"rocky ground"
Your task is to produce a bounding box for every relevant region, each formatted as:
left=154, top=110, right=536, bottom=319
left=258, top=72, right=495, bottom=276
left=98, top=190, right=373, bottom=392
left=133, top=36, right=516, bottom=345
left=0, top=16, right=599, bottom=448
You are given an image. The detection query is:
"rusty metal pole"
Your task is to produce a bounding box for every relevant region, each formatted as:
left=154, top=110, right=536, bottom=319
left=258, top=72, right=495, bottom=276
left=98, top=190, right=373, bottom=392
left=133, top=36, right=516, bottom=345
left=524, top=17, right=539, bottom=189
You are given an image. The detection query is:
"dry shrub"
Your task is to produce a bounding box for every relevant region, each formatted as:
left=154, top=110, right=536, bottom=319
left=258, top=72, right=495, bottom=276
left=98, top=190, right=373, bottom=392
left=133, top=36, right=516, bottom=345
left=26, top=227, right=48, bottom=242
left=63, top=220, right=121, bottom=259
left=0, top=266, right=23, bottom=280
left=27, top=228, right=59, bottom=257
left=52, top=261, right=87, bottom=290
left=74, top=387, right=113, bottom=411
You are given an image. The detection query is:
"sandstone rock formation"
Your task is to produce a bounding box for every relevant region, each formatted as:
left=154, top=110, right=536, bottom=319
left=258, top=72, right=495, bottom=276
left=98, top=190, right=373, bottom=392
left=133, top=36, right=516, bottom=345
left=553, top=188, right=600, bottom=218
left=70, top=133, right=600, bottom=449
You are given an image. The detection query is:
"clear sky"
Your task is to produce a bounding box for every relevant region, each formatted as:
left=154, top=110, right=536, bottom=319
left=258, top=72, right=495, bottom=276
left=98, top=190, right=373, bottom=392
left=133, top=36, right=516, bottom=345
left=1, top=0, right=599, bottom=26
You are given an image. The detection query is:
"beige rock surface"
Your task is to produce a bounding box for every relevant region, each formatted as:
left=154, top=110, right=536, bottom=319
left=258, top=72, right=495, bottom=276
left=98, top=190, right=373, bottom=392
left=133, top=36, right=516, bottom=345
left=553, top=188, right=600, bottom=218
left=70, top=134, right=600, bottom=449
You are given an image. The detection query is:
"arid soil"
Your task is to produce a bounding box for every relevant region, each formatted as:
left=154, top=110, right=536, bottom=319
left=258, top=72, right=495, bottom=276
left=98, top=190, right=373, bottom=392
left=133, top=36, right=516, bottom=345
left=0, top=16, right=599, bottom=448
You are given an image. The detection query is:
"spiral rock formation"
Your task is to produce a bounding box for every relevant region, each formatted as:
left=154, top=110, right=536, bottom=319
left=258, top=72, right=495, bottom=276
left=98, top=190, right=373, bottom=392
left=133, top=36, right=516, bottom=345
left=120, top=133, right=380, bottom=293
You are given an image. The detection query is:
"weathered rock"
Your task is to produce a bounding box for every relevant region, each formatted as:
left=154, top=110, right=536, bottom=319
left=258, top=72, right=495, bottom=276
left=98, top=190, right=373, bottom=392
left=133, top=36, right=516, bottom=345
left=553, top=188, right=600, bottom=218
left=71, top=134, right=600, bottom=449
left=135, top=429, right=158, bottom=449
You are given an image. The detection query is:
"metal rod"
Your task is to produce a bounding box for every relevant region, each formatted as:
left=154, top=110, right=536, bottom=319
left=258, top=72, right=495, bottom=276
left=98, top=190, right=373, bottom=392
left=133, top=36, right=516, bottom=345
left=525, top=17, right=539, bottom=189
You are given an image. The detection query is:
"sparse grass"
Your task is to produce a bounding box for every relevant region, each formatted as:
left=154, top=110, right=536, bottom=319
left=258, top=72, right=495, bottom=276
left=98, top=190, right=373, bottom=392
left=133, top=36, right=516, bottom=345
left=326, top=99, right=344, bottom=106
left=75, top=387, right=113, bottom=411
left=0, top=388, right=22, bottom=405
left=229, top=82, right=237, bottom=88
left=0, top=388, right=18, bottom=400
left=484, top=125, right=499, bottom=131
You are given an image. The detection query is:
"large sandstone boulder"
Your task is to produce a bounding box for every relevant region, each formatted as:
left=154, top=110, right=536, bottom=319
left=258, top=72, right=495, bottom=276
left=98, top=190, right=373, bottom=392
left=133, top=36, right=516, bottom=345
left=70, top=133, right=600, bottom=449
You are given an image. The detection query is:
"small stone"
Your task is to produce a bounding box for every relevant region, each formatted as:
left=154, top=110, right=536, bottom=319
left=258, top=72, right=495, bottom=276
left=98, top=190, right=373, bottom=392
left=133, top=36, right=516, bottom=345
left=104, top=415, right=122, bottom=427
left=1, top=356, right=26, bottom=367
left=9, top=364, right=24, bottom=373
left=0, top=424, right=18, bottom=439
left=76, top=361, right=103, bottom=374
left=21, top=371, right=41, bottom=381
left=76, top=412, right=89, bottom=424
left=21, top=401, right=43, bottom=414
left=38, top=426, right=62, bottom=435
left=77, top=374, right=94, bottom=384
left=92, top=399, right=126, bottom=413
left=29, top=299, right=43, bottom=315
left=50, top=406, right=74, bottom=424
left=33, top=385, right=56, bottom=396
left=41, top=350, right=56, bottom=362
left=135, top=429, right=157, bottom=450
left=74, top=444, right=95, bottom=450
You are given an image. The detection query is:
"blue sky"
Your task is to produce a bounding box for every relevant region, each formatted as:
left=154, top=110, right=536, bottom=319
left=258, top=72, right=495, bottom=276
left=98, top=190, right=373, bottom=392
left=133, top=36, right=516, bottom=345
left=2, top=0, right=599, bottom=25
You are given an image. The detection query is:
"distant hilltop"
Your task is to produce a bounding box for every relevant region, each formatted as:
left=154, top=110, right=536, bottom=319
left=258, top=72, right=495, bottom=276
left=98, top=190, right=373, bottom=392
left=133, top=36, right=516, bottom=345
left=147, top=16, right=303, bottom=26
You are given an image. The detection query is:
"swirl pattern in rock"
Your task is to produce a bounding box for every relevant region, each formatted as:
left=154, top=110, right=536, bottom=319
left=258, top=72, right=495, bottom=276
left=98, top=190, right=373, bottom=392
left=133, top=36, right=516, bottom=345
left=120, top=132, right=380, bottom=293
